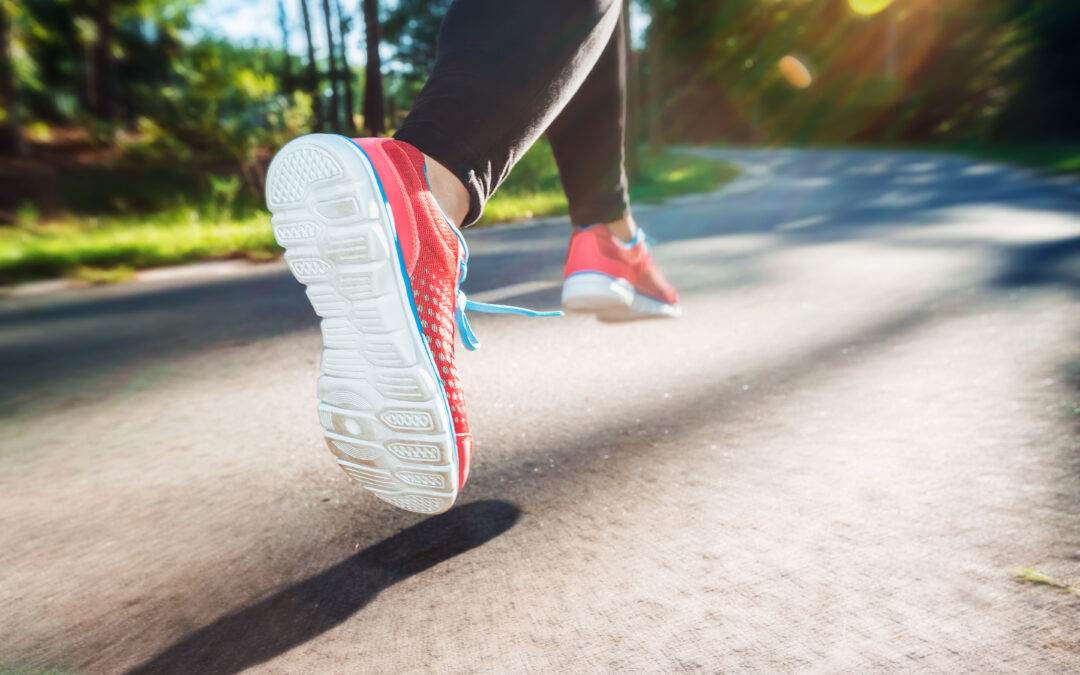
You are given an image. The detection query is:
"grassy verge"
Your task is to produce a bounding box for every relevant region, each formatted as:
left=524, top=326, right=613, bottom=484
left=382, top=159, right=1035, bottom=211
left=0, top=211, right=279, bottom=285
left=0, top=144, right=738, bottom=285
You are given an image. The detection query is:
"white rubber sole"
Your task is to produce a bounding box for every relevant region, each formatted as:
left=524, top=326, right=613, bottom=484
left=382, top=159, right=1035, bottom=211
left=266, top=134, right=459, bottom=515
left=561, top=272, right=680, bottom=322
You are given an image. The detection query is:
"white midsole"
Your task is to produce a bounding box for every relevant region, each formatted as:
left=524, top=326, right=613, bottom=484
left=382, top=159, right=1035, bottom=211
left=561, top=272, right=680, bottom=321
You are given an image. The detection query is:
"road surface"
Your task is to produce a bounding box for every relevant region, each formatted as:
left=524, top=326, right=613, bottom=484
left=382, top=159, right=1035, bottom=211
left=2, top=149, right=1080, bottom=673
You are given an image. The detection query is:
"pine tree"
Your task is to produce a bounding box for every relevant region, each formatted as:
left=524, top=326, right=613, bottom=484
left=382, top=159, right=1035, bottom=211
left=0, top=0, right=23, bottom=154
left=361, top=0, right=385, bottom=135
left=277, top=0, right=294, bottom=94
left=321, top=0, right=341, bottom=129
left=336, top=0, right=358, bottom=133
left=298, top=0, right=323, bottom=129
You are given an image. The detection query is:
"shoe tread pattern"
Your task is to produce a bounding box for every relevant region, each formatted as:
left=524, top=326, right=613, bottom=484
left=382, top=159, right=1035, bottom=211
left=266, top=134, right=457, bottom=514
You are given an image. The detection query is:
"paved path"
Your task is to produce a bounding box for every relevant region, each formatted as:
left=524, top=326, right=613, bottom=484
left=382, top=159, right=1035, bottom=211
left=2, top=149, right=1079, bottom=673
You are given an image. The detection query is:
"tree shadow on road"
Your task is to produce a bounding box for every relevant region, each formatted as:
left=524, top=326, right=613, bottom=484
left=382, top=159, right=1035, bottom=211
left=124, top=500, right=519, bottom=675
left=991, top=235, right=1080, bottom=290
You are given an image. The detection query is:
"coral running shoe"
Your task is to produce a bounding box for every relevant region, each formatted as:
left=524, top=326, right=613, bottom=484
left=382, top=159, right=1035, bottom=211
left=561, top=224, right=680, bottom=321
left=266, top=134, right=554, bottom=514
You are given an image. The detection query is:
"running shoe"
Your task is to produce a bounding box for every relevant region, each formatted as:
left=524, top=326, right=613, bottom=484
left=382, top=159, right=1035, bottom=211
left=561, top=223, right=680, bottom=321
left=266, top=134, right=556, bottom=514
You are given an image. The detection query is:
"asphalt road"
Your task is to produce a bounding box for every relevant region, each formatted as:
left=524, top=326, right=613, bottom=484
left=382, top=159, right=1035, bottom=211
left=2, top=149, right=1079, bottom=673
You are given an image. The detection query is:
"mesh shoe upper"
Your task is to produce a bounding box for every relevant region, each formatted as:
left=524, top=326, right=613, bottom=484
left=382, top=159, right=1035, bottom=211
left=564, top=224, right=679, bottom=305
left=354, top=138, right=473, bottom=486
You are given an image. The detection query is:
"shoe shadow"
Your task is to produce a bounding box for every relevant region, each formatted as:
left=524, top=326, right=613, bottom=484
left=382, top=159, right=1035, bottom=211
left=125, top=500, right=520, bottom=675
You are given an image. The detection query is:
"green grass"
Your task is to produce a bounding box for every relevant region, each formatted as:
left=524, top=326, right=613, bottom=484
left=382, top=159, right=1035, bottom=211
left=0, top=144, right=738, bottom=285
left=0, top=210, right=278, bottom=285
left=629, top=151, right=741, bottom=204
left=1012, top=566, right=1078, bottom=594
left=480, top=191, right=573, bottom=224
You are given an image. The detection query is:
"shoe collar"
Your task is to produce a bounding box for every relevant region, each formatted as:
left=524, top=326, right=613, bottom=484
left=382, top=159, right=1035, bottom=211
left=423, top=166, right=563, bottom=351
left=580, top=222, right=647, bottom=250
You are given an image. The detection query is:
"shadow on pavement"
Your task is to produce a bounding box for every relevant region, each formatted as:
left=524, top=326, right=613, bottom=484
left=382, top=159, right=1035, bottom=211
left=125, top=500, right=519, bottom=675
left=991, top=235, right=1080, bottom=290
left=126, top=276, right=950, bottom=675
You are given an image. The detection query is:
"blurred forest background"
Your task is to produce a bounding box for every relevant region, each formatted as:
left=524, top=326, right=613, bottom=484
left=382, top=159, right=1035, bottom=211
left=1, top=0, right=1078, bottom=283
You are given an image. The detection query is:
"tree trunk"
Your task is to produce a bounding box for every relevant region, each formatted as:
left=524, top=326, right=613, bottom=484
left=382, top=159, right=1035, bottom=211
left=321, top=0, right=341, bottom=129
left=0, top=0, right=24, bottom=154
left=298, top=0, right=323, bottom=129
left=336, top=0, right=358, bottom=133
left=646, top=12, right=664, bottom=156
left=361, top=0, right=385, bottom=135
left=93, top=0, right=115, bottom=123
left=277, top=0, right=294, bottom=94
left=622, top=0, right=639, bottom=182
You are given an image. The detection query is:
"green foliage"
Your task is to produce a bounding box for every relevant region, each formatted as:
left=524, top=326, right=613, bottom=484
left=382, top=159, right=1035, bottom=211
left=628, top=149, right=740, bottom=203
left=383, top=0, right=450, bottom=80
left=492, top=139, right=565, bottom=197
left=14, top=201, right=41, bottom=230
left=6, top=0, right=1078, bottom=160
left=140, top=38, right=315, bottom=183
left=45, top=163, right=263, bottom=216
left=647, top=0, right=1080, bottom=146
left=11, top=0, right=313, bottom=172
left=17, top=0, right=199, bottom=124
left=993, top=1, right=1080, bottom=138
left=207, top=173, right=243, bottom=220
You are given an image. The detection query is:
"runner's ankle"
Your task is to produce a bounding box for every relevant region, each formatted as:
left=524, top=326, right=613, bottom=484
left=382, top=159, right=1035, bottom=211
left=605, top=215, right=637, bottom=243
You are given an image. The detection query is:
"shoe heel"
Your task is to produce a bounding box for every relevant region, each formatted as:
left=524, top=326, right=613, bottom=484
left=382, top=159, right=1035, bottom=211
left=561, top=272, right=634, bottom=313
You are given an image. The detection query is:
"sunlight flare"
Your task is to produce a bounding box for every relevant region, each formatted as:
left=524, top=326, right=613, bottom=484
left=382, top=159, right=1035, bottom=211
left=849, top=0, right=894, bottom=15
left=778, top=55, right=813, bottom=88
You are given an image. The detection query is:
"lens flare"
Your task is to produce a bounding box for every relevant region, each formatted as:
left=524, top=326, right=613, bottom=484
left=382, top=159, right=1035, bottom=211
left=778, top=55, right=812, bottom=88
left=849, top=0, right=893, bottom=15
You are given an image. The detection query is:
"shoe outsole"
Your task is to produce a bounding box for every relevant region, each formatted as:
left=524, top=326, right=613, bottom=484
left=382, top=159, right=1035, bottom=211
left=266, top=133, right=458, bottom=515
left=561, top=272, right=680, bottom=322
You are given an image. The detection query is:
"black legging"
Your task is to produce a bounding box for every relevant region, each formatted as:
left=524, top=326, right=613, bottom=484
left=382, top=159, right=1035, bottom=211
left=394, top=0, right=627, bottom=227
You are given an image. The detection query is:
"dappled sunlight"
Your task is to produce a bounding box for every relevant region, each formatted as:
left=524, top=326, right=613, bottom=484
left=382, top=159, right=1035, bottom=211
left=661, top=232, right=778, bottom=259
left=846, top=161, right=896, bottom=176
left=788, top=177, right=834, bottom=189
left=865, top=190, right=937, bottom=208
left=892, top=204, right=1080, bottom=245
left=777, top=215, right=830, bottom=231
left=963, top=164, right=1005, bottom=176
left=902, top=161, right=940, bottom=173
left=893, top=174, right=940, bottom=186
left=849, top=0, right=894, bottom=15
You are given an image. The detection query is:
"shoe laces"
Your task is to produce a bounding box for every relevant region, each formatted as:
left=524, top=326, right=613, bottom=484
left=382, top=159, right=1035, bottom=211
left=446, top=220, right=562, bottom=351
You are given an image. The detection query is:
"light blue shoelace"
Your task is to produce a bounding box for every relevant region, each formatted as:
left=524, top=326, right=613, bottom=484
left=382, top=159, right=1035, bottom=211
left=419, top=164, right=563, bottom=350
left=454, top=290, right=562, bottom=351
left=446, top=220, right=562, bottom=351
